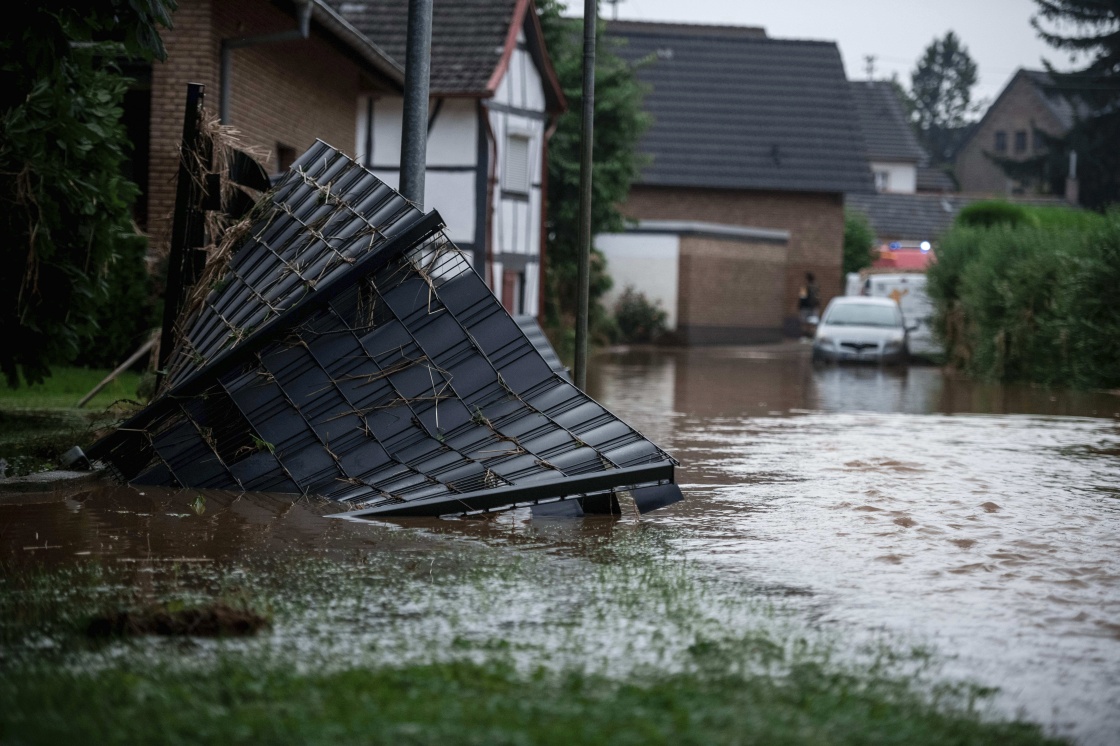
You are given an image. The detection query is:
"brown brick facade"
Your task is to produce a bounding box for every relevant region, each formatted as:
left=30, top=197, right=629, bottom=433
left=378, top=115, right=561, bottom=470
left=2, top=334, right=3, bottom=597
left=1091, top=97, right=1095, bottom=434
left=955, top=74, right=1067, bottom=195
left=147, top=0, right=375, bottom=249
left=622, top=186, right=844, bottom=336
left=677, top=236, right=786, bottom=344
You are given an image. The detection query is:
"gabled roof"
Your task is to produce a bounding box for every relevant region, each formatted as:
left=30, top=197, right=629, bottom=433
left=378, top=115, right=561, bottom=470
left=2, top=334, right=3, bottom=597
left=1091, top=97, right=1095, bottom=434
left=848, top=81, right=925, bottom=163
left=327, top=0, right=564, bottom=110
left=606, top=21, right=874, bottom=195
left=1020, top=69, right=1081, bottom=130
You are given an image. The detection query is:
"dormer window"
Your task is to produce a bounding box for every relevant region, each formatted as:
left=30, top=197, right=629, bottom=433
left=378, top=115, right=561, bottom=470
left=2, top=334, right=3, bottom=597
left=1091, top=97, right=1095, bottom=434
left=994, top=131, right=1007, bottom=153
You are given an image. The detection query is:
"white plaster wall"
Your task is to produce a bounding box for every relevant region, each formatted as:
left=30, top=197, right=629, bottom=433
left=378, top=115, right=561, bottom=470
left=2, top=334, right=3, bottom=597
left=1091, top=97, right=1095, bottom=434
left=498, top=32, right=546, bottom=112
left=426, top=100, right=477, bottom=166
left=871, top=161, right=917, bottom=194
left=597, top=233, right=680, bottom=330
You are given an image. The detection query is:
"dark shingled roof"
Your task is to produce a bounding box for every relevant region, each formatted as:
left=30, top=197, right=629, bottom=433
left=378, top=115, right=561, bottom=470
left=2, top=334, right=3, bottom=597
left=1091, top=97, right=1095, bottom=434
left=1020, top=69, right=1080, bottom=130
left=846, top=192, right=1069, bottom=241
left=606, top=21, right=874, bottom=194
left=916, top=164, right=957, bottom=193
left=329, top=0, right=517, bottom=94
left=849, top=81, right=925, bottom=162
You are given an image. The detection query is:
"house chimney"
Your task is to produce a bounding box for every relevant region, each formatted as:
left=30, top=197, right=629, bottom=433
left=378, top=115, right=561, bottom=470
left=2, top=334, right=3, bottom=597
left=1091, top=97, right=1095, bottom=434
left=1065, top=150, right=1079, bottom=206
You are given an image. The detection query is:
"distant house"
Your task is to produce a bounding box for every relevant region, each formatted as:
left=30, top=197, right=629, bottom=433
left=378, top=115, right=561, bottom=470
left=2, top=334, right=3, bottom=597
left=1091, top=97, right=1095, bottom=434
left=849, top=81, right=925, bottom=194
left=846, top=80, right=956, bottom=250
left=332, top=0, right=566, bottom=317
left=600, top=22, right=872, bottom=342
left=142, top=0, right=404, bottom=243
left=955, top=69, right=1077, bottom=196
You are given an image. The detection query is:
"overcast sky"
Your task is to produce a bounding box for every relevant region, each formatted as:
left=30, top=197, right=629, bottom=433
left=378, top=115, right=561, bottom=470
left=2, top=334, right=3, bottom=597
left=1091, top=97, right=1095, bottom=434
left=586, top=0, right=1073, bottom=107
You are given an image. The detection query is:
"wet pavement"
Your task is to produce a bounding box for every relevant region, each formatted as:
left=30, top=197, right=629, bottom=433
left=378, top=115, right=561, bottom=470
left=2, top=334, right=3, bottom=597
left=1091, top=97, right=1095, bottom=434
left=2, top=343, right=1118, bottom=744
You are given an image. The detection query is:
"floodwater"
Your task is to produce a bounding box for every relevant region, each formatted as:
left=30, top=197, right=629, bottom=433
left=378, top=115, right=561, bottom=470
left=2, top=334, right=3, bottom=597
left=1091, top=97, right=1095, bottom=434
left=2, top=344, right=1119, bottom=744
left=590, top=346, right=1120, bottom=745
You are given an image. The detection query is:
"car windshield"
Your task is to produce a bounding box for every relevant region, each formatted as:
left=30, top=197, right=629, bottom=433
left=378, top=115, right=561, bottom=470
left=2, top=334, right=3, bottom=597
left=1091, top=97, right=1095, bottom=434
left=824, top=303, right=902, bottom=327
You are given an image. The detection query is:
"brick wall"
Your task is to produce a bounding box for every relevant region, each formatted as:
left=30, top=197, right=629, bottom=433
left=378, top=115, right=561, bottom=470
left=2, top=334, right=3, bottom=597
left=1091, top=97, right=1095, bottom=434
left=148, top=0, right=369, bottom=249
left=622, top=186, right=844, bottom=336
left=677, top=236, right=786, bottom=344
left=955, top=75, right=1066, bottom=195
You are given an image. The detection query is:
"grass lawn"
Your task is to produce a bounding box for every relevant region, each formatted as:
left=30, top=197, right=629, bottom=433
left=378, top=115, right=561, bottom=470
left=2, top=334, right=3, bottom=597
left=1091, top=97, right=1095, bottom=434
left=0, top=366, right=143, bottom=411
left=0, top=545, right=1069, bottom=746
left=0, top=366, right=144, bottom=477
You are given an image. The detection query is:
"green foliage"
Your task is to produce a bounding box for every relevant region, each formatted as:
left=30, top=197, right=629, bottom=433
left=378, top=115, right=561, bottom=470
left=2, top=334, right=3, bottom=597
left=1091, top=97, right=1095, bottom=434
left=612, top=286, right=667, bottom=343
left=928, top=212, right=1120, bottom=388
left=536, top=2, right=650, bottom=341
left=842, top=209, right=877, bottom=275
left=956, top=201, right=1037, bottom=229
left=0, top=1, right=175, bottom=388
left=1031, top=1, right=1120, bottom=208
left=908, top=31, right=980, bottom=164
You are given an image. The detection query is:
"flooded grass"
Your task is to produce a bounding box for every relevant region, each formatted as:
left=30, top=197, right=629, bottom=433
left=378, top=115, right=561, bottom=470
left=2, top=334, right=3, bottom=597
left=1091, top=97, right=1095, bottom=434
left=0, top=367, right=143, bottom=477
left=0, top=529, right=1068, bottom=745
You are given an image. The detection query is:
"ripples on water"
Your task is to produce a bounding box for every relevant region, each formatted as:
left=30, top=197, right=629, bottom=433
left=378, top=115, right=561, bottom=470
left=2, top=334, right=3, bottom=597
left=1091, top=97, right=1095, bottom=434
left=591, top=346, right=1120, bottom=746
left=2, top=345, right=1118, bottom=744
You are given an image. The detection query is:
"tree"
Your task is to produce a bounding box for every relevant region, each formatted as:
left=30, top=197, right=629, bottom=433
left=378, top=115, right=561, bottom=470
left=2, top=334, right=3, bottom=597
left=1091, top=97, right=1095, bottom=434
left=908, top=31, right=980, bottom=165
left=1031, top=0, right=1120, bottom=208
left=536, top=1, right=650, bottom=346
left=842, top=210, right=877, bottom=275
left=0, top=1, right=175, bottom=387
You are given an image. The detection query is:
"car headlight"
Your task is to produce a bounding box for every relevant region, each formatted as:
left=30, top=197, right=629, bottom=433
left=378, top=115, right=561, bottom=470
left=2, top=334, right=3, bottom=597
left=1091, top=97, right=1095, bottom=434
left=815, top=336, right=834, bottom=347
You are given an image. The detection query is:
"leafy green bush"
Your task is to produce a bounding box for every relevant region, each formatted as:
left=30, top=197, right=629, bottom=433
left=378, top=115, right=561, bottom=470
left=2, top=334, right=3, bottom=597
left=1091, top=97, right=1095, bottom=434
left=956, top=201, right=1037, bottom=229
left=928, top=212, right=1120, bottom=388
left=843, top=209, right=877, bottom=275
left=613, top=286, right=667, bottom=343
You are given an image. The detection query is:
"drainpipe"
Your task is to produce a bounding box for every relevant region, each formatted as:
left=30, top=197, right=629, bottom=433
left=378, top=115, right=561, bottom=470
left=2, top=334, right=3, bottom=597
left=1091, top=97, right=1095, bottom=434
left=220, top=0, right=313, bottom=124
left=399, top=0, right=433, bottom=207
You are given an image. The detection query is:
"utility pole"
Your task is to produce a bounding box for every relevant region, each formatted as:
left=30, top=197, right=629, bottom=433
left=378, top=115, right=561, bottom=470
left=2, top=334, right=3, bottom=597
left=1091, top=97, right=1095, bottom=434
left=574, top=0, right=597, bottom=390
left=400, top=0, right=433, bottom=207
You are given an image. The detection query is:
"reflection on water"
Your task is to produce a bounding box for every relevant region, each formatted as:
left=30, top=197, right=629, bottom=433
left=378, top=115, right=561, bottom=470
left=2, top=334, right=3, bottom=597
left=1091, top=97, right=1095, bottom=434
left=2, top=344, right=1118, bottom=744
left=590, top=346, right=1120, bottom=746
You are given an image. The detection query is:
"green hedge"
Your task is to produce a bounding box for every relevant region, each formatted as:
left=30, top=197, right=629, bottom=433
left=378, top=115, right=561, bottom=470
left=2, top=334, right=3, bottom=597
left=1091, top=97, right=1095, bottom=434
left=928, top=210, right=1120, bottom=389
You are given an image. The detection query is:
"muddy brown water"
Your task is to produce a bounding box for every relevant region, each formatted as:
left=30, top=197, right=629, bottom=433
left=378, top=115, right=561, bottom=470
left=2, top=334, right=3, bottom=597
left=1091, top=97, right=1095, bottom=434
left=2, top=344, right=1118, bottom=744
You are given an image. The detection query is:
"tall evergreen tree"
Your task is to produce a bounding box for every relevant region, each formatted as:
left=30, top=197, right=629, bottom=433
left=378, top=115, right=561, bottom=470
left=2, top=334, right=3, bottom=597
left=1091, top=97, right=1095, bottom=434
left=1032, top=0, right=1120, bottom=208
left=908, top=31, right=980, bottom=165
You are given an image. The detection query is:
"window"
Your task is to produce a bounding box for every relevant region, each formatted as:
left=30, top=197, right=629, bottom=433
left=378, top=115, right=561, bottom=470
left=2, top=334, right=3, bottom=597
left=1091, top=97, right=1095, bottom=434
left=994, top=131, right=1007, bottom=153
left=504, top=134, right=531, bottom=194
left=1033, top=130, right=1045, bottom=153
left=1014, top=130, right=1027, bottom=154
left=874, top=170, right=890, bottom=192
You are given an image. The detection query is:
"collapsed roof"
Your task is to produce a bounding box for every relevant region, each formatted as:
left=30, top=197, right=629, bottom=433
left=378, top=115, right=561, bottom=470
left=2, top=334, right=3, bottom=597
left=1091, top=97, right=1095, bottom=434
left=88, top=142, right=681, bottom=518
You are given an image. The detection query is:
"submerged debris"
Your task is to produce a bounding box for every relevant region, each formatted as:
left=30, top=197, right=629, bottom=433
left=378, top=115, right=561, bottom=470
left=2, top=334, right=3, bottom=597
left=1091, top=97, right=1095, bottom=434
left=88, top=142, right=682, bottom=517
left=86, top=603, right=269, bottom=638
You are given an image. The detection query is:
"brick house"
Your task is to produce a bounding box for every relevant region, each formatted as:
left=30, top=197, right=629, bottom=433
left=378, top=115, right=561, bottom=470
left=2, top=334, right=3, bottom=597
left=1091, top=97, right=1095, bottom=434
left=599, top=22, right=873, bottom=342
left=955, top=69, right=1076, bottom=196
left=139, top=0, right=404, bottom=245
left=329, top=0, right=566, bottom=317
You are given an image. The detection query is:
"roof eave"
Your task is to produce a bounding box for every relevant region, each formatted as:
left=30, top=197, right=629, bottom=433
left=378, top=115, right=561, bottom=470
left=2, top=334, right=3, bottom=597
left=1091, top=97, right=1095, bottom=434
left=310, top=0, right=405, bottom=87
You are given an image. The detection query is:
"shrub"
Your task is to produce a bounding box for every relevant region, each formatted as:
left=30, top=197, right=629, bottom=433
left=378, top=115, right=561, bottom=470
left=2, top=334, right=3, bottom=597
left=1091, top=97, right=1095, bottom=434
left=956, top=201, right=1036, bottom=229
left=843, top=209, right=877, bottom=275
left=928, top=211, right=1120, bottom=388
left=613, top=286, right=667, bottom=343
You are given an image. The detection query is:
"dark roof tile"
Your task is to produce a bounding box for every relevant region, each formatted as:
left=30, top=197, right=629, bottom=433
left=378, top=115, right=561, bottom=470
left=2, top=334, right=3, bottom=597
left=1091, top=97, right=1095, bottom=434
left=328, top=0, right=517, bottom=94
left=606, top=22, right=874, bottom=194
left=849, top=81, right=926, bottom=162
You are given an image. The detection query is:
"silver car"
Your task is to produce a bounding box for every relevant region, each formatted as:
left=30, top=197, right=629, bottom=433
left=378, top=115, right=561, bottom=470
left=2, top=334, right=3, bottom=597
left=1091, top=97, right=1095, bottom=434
left=812, top=297, right=913, bottom=364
